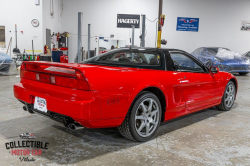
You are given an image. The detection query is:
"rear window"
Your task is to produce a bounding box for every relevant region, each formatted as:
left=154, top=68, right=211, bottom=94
left=84, top=50, right=161, bottom=66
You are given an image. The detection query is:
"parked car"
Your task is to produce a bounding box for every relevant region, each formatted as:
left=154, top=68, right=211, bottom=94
left=0, top=52, right=14, bottom=75
left=192, top=47, right=250, bottom=75
left=243, top=51, right=250, bottom=58
left=14, top=48, right=238, bottom=142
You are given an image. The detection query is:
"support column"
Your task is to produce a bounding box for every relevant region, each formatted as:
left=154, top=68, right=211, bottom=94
left=132, top=25, right=135, bottom=47
left=157, top=0, right=163, bottom=48
left=141, top=15, right=146, bottom=47
left=88, top=24, right=91, bottom=59
left=77, top=12, right=82, bottom=62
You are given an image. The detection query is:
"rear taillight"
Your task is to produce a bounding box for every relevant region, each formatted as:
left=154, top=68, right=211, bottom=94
left=26, top=64, right=76, bottom=77
left=20, top=63, right=25, bottom=70
left=20, top=63, right=25, bottom=78
left=20, top=63, right=90, bottom=90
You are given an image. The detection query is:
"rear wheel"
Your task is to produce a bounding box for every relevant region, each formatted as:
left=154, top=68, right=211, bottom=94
left=118, top=92, right=162, bottom=142
left=239, top=72, right=249, bottom=76
left=216, top=81, right=236, bottom=111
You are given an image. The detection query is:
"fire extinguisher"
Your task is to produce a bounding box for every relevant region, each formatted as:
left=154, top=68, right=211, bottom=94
left=44, top=45, right=48, bottom=54
left=160, top=15, right=165, bottom=27
left=57, top=32, right=60, bottom=41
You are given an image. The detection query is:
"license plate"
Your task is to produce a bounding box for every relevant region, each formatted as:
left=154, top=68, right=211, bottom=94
left=34, top=97, right=47, bottom=113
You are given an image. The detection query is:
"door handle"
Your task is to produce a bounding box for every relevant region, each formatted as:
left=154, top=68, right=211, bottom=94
left=184, top=76, right=186, bottom=79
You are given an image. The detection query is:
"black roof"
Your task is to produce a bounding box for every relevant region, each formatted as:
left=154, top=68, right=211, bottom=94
left=115, top=47, right=186, bottom=52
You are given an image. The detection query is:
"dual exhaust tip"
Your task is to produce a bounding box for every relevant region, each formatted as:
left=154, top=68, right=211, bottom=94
left=22, top=104, right=84, bottom=131
left=68, top=123, right=84, bottom=131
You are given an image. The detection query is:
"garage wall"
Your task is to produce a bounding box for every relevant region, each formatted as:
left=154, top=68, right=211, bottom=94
left=61, top=0, right=158, bottom=62
left=42, top=0, right=62, bottom=47
left=0, top=0, right=43, bottom=56
left=164, top=0, right=250, bottom=55
left=61, top=0, right=250, bottom=63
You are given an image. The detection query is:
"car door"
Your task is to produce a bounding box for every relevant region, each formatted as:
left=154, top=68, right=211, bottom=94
left=169, top=51, right=222, bottom=111
left=162, top=51, right=186, bottom=120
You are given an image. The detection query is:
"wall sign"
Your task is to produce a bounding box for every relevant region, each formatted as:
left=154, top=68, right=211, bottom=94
left=176, top=17, right=199, bottom=32
left=241, top=20, right=250, bottom=31
left=31, top=19, right=39, bottom=27
left=117, top=14, right=140, bottom=28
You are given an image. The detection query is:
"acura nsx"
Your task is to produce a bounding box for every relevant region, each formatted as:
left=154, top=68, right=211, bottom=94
left=14, top=48, right=238, bottom=141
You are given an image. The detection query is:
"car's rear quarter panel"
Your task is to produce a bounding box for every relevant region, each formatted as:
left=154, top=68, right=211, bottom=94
left=78, top=65, right=187, bottom=121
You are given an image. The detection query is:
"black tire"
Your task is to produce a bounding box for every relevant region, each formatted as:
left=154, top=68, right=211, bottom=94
left=239, top=72, right=249, bottom=76
left=216, top=81, right=236, bottom=111
left=205, top=59, right=213, bottom=69
left=118, top=92, right=162, bottom=142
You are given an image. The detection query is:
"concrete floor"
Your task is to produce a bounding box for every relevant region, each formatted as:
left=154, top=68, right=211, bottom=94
left=0, top=74, right=250, bottom=166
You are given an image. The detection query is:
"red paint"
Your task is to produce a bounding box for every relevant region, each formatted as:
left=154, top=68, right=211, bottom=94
left=14, top=61, right=237, bottom=128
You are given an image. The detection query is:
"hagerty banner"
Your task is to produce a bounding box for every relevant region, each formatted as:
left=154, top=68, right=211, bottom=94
left=176, top=17, right=199, bottom=32
left=117, top=14, right=140, bottom=28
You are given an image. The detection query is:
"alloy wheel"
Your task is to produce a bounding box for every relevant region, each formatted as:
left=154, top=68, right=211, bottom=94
left=134, top=98, right=160, bottom=137
left=225, top=84, right=235, bottom=108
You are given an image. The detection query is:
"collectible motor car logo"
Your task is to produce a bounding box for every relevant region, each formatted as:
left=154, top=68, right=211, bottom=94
left=5, top=134, right=49, bottom=162
left=19, top=133, right=36, bottom=139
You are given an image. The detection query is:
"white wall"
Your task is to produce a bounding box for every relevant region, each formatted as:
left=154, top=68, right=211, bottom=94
left=61, top=0, right=159, bottom=62
left=99, top=39, right=126, bottom=50
left=42, top=0, right=62, bottom=47
left=0, top=0, right=43, bottom=56
left=1, top=0, right=249, bottom=62
left=163, top=0, right=250, bottom=55
left=61, top=0, right=250, bottom=63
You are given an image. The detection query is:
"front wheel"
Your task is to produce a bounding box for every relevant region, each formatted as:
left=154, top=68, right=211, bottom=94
left=239, top=72, right=249, bottom=76
left=118, top=92, right=162, bottom=142
left=216, top=81, right=236, bottom=111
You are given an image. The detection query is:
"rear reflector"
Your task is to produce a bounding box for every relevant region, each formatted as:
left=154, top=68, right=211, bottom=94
left=36, top=73, right=40, bottom=81
left=50, top=76, right=56, bottom=84
left=21, top=63, right=90, bottom=91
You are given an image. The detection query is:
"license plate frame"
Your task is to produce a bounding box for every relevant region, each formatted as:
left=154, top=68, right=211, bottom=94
left=34, top=97, right=47, bottom=113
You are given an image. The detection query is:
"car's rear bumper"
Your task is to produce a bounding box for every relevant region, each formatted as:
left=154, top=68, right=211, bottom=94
left=14, top=78, right=124, bottom=128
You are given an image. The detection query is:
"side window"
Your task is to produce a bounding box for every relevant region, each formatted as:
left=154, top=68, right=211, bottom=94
left=192, top=48, right=201, bottom=55
left=95, top=51, right=161, bottom=66
left=201, top=48, right=206, bottom=55
left=247, top=52, right=250, bottom=57
left=170, top=53, right=205, bottom=73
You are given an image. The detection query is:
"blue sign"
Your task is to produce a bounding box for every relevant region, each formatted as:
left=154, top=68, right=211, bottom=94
left=176, top=17, right=199, bottom=32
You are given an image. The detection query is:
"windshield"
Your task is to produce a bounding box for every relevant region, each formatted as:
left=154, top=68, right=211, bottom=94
left=83, top=50, right=161, bottom=66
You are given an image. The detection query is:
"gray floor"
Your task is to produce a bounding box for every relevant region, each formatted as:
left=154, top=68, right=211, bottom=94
left=0, top=74, right=250, bottom=166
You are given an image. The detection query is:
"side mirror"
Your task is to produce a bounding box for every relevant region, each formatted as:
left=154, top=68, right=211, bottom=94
left=210, top=66, right=219, bottom=74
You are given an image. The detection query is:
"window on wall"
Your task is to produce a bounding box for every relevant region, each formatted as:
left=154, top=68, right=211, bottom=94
left=0, top=26, right=5, bottom=48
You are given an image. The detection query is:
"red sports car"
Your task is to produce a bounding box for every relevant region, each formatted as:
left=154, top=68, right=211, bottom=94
left=14, top=48, right=238, bottom=142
